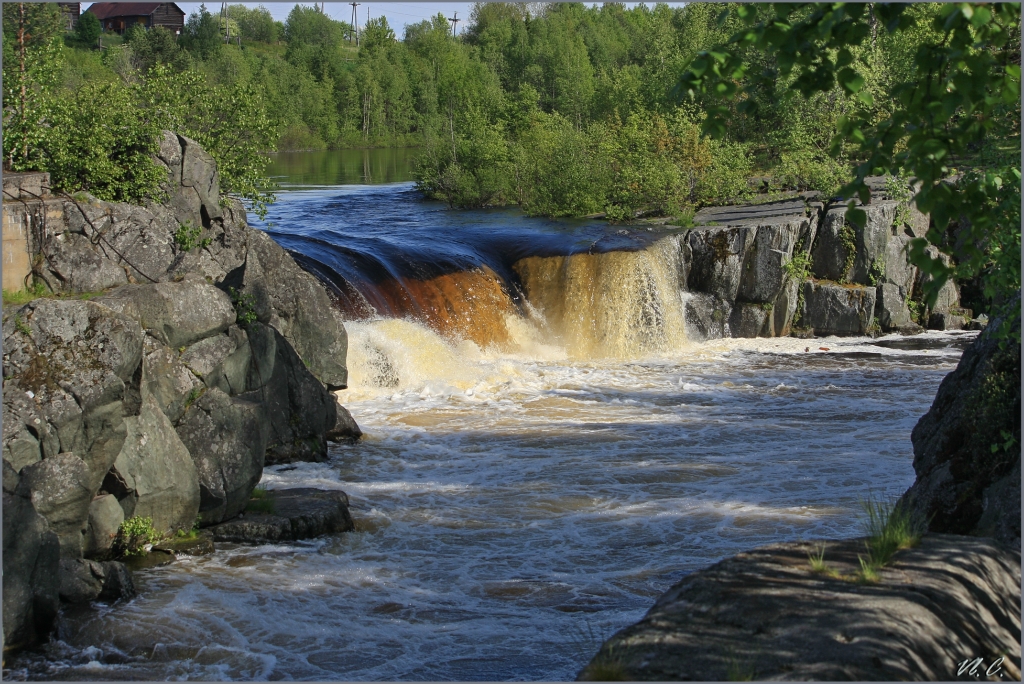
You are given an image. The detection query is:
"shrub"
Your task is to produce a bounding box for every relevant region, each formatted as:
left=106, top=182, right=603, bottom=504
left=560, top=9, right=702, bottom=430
left=174, top=220, right=211, bottom=252
left=75, top=11, right=101, bottom=44
left=115, top=516, right=159, bottom=557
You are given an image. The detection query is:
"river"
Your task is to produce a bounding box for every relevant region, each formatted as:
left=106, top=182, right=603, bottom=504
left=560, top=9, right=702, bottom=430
left=5, top=150, right=975, bottom=681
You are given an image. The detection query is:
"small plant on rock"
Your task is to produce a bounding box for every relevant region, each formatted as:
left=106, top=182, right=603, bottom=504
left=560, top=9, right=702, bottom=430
left=807, top=543, right=839, bottom=578
left=229, top=287, right=258, bottom=325
left=839, top=220, right=857, bottom=283
left=884, top=173, right=913, bottom=227
left=246, top=486, right=275, bottom=514
left=174, top=220, right=212, bottom=252
left=856, top=494, right=926, bottom=581
left=115, top=516, right=159, bottom=557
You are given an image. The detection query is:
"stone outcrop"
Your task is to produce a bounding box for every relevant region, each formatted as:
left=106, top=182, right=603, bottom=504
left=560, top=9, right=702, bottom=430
left=2, top=133, right=360, bottom=653
left=2, top=482, right=60, bottom=654
left=898, top=300, right=1021, bottom=550
left=662, top=183, right=964, bottom=340
left=207, top=488, right=354, bottom=543
left=579, top=535, right=1021, bottom=681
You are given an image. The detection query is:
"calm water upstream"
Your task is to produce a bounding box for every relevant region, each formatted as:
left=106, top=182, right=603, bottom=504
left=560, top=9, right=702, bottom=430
left=6, top=152, right=974, bottom=681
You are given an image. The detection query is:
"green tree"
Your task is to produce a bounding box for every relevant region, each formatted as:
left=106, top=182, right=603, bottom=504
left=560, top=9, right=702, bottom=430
left=678, top=3, right=1021, bottom=329
left=228, top=4, right=278, bottom=43
left=126, top=24, right=190, bottom=72
left=3, top=2, right=65, bottom=170
left=179, top=3, right=222, bottom=60
left=74, top=10, right=101, bottom=45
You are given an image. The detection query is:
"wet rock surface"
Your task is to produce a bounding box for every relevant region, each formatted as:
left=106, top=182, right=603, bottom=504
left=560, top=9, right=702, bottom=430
left=208, top=488, right=354, bottom=543
left=154, top=533, right=215, bottom=557
left=579, top=535, right=1021, bottom=682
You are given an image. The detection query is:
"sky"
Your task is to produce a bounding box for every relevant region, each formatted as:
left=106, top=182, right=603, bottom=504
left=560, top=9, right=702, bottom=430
left=84, top=2, right=688, bottom=38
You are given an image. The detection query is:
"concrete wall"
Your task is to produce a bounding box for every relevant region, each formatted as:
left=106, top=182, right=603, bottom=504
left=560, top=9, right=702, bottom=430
left=2, top=172, right=57, bottom=292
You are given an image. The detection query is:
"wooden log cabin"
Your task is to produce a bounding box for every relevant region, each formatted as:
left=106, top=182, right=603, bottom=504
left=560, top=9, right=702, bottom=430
left=84, top=2, right=185, bottom=35
left=57, top=3, right=81, bottom=31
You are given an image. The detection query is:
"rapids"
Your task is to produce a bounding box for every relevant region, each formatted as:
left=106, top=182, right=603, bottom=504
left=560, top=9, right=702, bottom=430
left=3, top=173, right=975, bottom=682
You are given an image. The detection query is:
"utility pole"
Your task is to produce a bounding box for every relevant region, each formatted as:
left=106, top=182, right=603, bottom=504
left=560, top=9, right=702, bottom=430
left=349, top=1, right=360, bottom=45
left=221, top=1, right=229, bottom=43
left=448, top=10, right=460, bottom=37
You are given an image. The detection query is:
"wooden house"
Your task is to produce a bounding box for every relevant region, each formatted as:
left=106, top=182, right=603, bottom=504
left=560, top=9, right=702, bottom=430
left=57, top=3, right=81, bottom=31
left=84, top=2, right=185, bottom=35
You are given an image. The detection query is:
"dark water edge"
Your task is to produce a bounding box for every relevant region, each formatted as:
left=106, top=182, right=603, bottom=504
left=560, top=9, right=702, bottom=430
left=266, top=148, right=420, bottom=188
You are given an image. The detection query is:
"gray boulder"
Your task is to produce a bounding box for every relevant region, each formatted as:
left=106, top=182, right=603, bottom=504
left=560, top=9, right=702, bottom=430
left=767, top=276, right=802, bottom=338
left=899, top=300, right=1020, bottom=549
left=239, top=230, right=349, bottom=389
left=326, top=402, right=362, bottom=444
left=683, top=293, right=728, bottom=342
left=882, top=232, right=917, bottom=297
left=153, top=131, right=222, bottom=228
left=686, top=225, right=756, bottom=302
left=207, top=488, right=354, bottom=542
left=58, top=558, right=135, bottom=604
left=83, top=493, right=124, bottom=558
left=260, top=326, right=344, bottom=464
left=876, top=283, right=913, bottom=331
left=810, top=207, right=852, bottom=282
left=139, top=335, right=202, bottom=424
left=43, top=230, right=130, bottom=293
left=16, top=453, right=94, bottom=558
left=2, top=299, right=144, bottom=495
left=2, top=487, right=60, bottom=653
left=801, top=281, right=877, bottom=336
left=106, top=393, right=200, bottom=535
left=728, top=302, right=770, bottom=338
left=175, top=387, right=269, bottom=525
left=851, top=201, right=897, bottom=285
left=180, top=325, right=251, bottom=396
left=579, top=535, right=1021, bottom=681
left=928, top=310, right=970, bottom=331
left=96, top=276, right=236, bottom=349
left=736, top=218, right=806, bottom=304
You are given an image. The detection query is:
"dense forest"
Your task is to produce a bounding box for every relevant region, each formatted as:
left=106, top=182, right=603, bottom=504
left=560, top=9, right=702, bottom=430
left=2, top=3, right=1019, bottom=259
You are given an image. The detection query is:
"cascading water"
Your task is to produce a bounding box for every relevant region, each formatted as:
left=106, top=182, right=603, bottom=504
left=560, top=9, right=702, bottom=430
left=5, top=179, right=976, bottom=682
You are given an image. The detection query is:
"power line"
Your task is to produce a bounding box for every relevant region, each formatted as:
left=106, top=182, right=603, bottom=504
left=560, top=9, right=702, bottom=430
left=349, top=1, right=360, bottom=44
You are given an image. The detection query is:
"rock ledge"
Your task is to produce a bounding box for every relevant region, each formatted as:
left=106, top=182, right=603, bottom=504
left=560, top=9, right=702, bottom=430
left=579, top=534, right=1021, bottom=681
left=207, top=488, right=354, bottom=542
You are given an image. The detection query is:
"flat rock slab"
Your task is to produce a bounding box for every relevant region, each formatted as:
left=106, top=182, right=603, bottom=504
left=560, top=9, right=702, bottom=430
left=208, top=488, right=354, bottom=543
left=122, top=549, right=175, bottom=572
left=579, top=534, right=1020, bottom=681
left=154, top=534, right=215, bottom=557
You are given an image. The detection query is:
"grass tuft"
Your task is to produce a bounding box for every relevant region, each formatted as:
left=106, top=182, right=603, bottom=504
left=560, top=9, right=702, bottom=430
left=246, top=486, right=275, bottom=514
left=807, top=542, right=840, bottom=578
left=579, top=648, right=629, bottom=682
left=862, top=494, right=925, bottom=567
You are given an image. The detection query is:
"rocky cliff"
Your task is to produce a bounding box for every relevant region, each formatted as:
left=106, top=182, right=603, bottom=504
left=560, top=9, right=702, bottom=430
left=676, top=185, right=966, bottom=340
left=2, top=132, right=360, bottom=653
left=899, top=299, right=1021, bottom=550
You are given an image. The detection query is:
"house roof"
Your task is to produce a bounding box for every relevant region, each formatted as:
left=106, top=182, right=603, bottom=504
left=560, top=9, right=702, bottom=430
left=85, top=3, right=184, bottom=20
